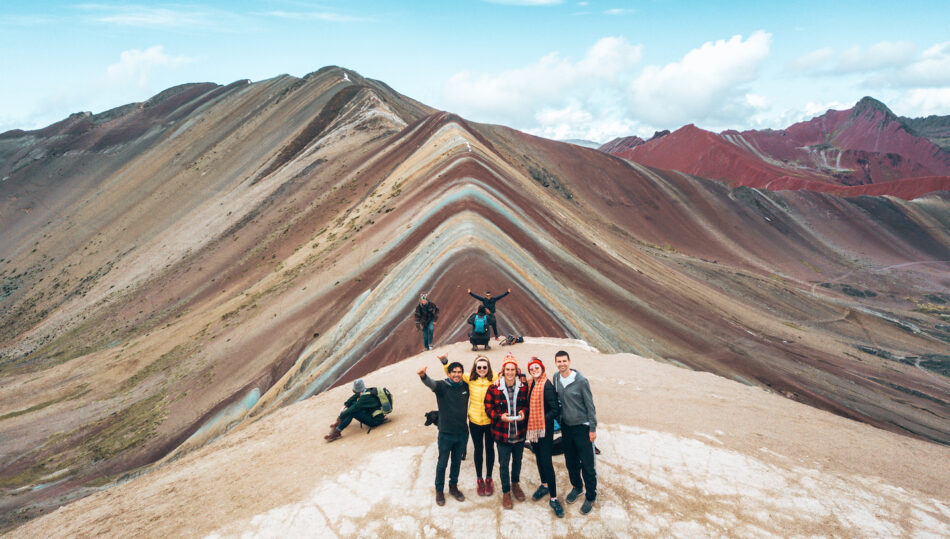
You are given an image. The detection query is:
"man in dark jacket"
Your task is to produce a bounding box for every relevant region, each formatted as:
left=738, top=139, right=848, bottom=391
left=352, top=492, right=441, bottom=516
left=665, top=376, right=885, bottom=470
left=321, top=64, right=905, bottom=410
left=554, top=350, right=598, bottom=515
left=418, top=360, right=468, bottom=506
left=467, top=288, right=510, bottom=338
left=414, top=294, right=439, bottom=351
left=324, top=379, right=387, bottom=442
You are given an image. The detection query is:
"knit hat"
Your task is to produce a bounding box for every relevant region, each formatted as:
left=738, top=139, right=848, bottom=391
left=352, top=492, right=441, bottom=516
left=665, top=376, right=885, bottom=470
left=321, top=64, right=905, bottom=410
left=352, top=379, right=366, bottom=393
left=501, top=353, right=518, bottom=371
left=527, top=357, right=544, bottom=373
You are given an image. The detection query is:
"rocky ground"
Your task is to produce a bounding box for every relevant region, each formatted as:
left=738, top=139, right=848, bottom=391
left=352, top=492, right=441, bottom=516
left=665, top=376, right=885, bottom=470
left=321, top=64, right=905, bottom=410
left=9, top=339, right=949, bottom=538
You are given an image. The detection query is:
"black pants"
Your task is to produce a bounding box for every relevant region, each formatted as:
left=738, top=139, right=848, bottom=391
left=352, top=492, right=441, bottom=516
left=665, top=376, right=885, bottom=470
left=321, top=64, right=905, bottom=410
left=469, top=422, right=494, bottom=479
left=496, top=441, right=524, bottom=493
left=435, top=431, right=467, bottom=491
left=530, top=429, right=557, bottom=498
left=562, top=424, right=597, bottom=501
left=337, top=409, right=385, bottom=432
left=490, top=319, right=499, bottom=338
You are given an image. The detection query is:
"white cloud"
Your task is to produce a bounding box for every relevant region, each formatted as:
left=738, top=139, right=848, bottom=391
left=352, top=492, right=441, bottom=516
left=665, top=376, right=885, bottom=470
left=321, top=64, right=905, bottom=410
left=443, top=36, right=642, bottom=126
left=787, top=47, right=834, bottom=72
left=629, top=31, right=772, bottom=126
left=837, top=40, right=915, bottom=73
left=891, top=41, right=950, bottom=87
left=483, top=0, right=563, bottom=5
left=106, top=46, right=192, bottom=88
left=263, top=11, right=364, bottom=23
left=893, top=88, right=950, bottom=117
left=604, top=8, right=635, bottom=15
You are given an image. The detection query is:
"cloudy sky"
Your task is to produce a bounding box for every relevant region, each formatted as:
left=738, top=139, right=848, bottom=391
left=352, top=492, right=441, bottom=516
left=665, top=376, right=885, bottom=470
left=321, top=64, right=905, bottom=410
left=2, top=1, right=949, bottom=142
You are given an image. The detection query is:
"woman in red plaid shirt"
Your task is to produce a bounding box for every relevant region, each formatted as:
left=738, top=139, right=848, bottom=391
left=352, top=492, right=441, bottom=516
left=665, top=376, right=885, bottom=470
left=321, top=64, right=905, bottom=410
left=484, top=354, right=529, bottom=509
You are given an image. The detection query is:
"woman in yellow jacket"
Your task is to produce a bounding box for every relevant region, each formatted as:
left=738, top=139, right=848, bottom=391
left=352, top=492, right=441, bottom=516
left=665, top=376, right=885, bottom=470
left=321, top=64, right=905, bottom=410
left=439, top=353, right=496, bottom=496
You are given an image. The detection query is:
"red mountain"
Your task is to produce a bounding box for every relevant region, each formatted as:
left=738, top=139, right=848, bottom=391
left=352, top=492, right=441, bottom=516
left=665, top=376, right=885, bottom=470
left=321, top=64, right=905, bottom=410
left=601, top=97, right=950, bottom=199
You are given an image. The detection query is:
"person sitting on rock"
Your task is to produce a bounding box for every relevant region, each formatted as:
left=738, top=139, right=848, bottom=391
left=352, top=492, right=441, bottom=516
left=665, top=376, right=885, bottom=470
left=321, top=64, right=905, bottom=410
left=467, top=306, right=495, bottom=351
left=325, top=379, right=390, bottom=442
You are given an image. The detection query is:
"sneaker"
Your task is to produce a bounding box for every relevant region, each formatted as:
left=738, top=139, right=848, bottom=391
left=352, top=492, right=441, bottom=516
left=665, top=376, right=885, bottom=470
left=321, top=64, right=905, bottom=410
left=565, top=487, right=583, bottom=504
left=581, top=498, right=595, bottom=514
left=485, top=344, right=491, bottom=350
left=550, top=499, right=565, bottom=518
left=485, top=477, right=495, bottom=496
left=511, top=482, right=526, bottom=502
left=435, top=490, right=445, bottom=506
left=477, top=479, right=486, bottom=496
left=324, top=429, right=341, bottom=442
left=449, top=484, right=465, bottom=502
left=502, top=492, right=513, bottom=510
left=531, top=484, right=550, bottom=501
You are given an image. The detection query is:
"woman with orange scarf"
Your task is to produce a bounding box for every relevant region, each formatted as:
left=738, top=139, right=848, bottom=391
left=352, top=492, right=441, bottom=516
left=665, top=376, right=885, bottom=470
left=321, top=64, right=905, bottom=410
left=525, top=356, right=563, bottom=518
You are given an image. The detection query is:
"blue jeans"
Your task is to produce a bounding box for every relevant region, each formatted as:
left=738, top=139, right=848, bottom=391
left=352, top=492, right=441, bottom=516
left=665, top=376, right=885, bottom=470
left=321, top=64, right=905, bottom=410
left=435, top=431, right=467, bottom=491
left=422, top=321, right=434, bottom=349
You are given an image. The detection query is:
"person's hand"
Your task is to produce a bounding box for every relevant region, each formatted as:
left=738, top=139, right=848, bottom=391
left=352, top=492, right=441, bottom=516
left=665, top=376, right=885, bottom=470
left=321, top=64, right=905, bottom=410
left=417, top=366, right=427, bottom=377
left=501, top=412, right=509, bottom=422
left=467, top=288, right=471, bottom=293
left=589, top=431, right=597, bottom=442
left=437, top=353, right=448, bottom=363
left=507, top=288, right=511, bottom=293
left=517, top=412, right=524, bottom=421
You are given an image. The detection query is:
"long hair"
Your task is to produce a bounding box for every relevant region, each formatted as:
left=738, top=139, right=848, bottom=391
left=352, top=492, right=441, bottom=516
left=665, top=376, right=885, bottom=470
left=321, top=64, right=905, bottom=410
left=469, top=355, right=494, bottom=381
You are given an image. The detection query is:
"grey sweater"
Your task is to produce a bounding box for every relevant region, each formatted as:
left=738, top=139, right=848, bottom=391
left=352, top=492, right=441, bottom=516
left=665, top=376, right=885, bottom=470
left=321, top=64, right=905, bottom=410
left=420, top=374, right=469, bottom=435
left=554, top=369, right=597, bottom=432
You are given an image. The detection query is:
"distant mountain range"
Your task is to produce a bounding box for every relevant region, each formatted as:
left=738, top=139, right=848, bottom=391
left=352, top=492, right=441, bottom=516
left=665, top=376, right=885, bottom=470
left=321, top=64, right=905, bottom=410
left=600, top=97, right=950, bottom=200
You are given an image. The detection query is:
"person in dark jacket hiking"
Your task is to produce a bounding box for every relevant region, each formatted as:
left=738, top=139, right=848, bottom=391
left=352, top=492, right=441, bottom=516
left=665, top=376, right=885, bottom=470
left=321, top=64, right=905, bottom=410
left=466, top=306, right=495, bottom=351
left=418, top=361, right=469, bottom=506
left=324, top=379, right=391, bottom=442
left=484, top=354, right=529, bottom=510
left=554, top=350, right=598, bottom=515
left=467, top=288, right=511, bottom=338
left=414, top=294, right=439, bottom=351
left=525, top=357, right=564, bottom=518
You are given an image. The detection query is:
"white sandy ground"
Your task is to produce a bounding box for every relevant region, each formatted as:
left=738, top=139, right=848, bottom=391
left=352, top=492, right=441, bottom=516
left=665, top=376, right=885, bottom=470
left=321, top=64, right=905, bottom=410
left=8, top=339, right=950, bottom=538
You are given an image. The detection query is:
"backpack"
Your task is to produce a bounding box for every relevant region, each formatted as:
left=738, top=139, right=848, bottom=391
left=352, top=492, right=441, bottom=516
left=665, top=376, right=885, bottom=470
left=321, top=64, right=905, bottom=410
left=473, top=314, right=488, bottom=334
left=367, top=387, right=393, bottom=417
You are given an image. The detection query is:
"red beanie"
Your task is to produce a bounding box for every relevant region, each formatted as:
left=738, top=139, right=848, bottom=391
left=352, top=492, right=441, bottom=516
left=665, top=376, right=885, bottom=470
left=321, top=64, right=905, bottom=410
left=527, top=357, right=544, bottom=372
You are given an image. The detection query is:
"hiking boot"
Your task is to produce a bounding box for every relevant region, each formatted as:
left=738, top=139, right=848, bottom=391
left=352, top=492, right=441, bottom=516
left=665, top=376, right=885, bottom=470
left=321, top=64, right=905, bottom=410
left=531, top=484, right=549, bottom=501
left=329, top=418, right=340, bottom=429
left=485, top=477, right=495, bottom=496
left=449, top=484, right=465, bottom=502
left=550, top=499, right=565, bottom=518
left=324, top=429, right=341, bottom=442
left=471, top=344, right=478, bottom=351
left=502, top=492, right=513, bottom=510
left=566, top=487, right=583, bottom=504
left=485, top=344, right=491, bottom=350
left=435, top=490, right=445, bottom=506
left=511, top=482, right=526, bottom=502
left=581, top=498, right=595, bottom=514
left=477, top=479, right=486, bottom=496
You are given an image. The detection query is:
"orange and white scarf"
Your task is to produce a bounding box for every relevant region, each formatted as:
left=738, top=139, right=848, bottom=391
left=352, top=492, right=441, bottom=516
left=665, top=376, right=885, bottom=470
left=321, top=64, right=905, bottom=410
left=526, top=374, right=547, bottom=443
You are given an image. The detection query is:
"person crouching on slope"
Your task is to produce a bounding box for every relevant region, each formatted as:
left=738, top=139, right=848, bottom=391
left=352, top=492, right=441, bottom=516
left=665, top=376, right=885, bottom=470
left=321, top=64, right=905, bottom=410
left=325, top=379, right=387, bottom=442
left=525, top=357, right=564, bottom=518
left=484, top=354, right=529, bottom=509
left=439, top=353, right=496, bottom=496
left=418, top=361, right=469, bottom=506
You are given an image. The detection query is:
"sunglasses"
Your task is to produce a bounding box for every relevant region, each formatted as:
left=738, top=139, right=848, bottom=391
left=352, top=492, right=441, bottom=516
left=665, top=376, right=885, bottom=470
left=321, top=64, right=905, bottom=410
left=476, top=365, right=489, bottom=370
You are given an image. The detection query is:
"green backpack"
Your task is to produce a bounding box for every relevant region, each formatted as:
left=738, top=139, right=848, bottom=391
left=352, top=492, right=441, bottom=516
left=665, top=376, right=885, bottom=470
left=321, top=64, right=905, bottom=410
left=367, top=387, right=393, bottom=417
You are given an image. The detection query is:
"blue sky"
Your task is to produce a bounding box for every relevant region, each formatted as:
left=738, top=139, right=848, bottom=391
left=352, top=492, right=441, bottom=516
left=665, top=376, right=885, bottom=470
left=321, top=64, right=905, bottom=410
left=2, top=1, right=949, bottom=142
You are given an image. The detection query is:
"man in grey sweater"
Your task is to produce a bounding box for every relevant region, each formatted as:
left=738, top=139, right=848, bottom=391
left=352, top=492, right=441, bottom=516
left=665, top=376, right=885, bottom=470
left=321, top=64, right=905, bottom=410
left=553, top=350, right=598, bottom=514
left=418, top=361, right=469, bottom=506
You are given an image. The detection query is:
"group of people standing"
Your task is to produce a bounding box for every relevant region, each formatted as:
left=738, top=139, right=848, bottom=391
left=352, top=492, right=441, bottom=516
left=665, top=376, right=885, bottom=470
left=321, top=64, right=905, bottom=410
left=417, top=350, right=598, bottom=517
left=413, top=288, right=512, bottom=352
